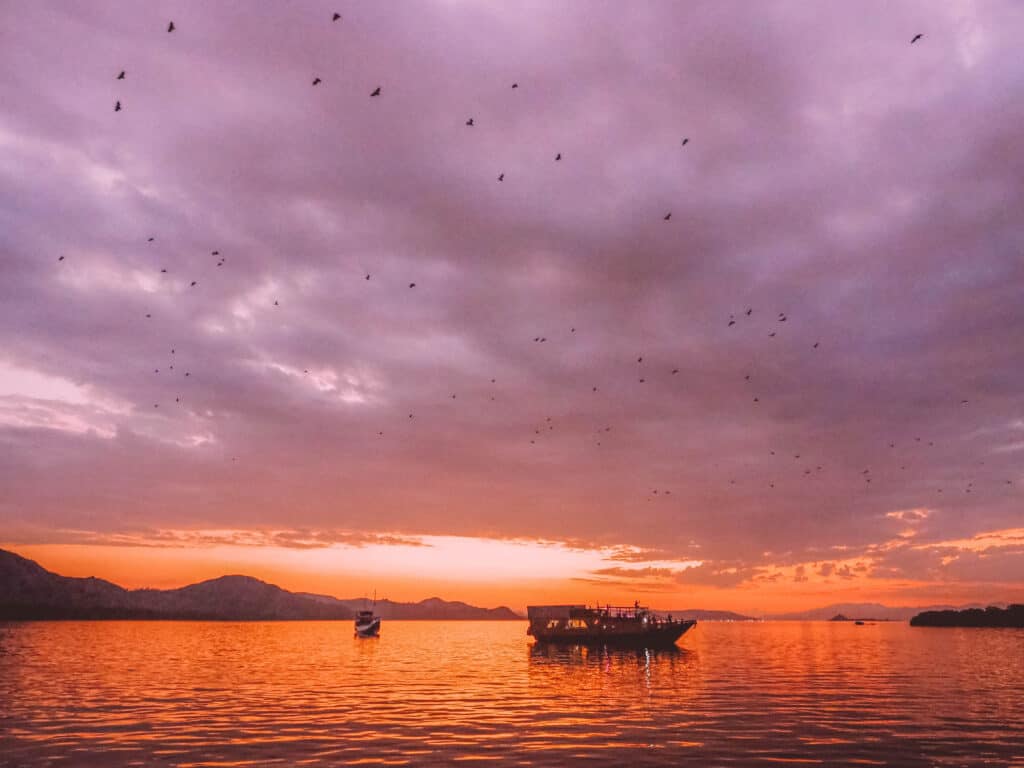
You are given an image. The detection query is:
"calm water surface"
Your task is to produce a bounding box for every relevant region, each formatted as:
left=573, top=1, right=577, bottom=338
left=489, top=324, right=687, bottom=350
left=1, top=620, right=1022, bottom=766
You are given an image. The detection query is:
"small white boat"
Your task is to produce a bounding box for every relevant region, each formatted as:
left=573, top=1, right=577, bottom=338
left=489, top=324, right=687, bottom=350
left=355, top=609, right=381, bottom=637
left=355, top=593, right=381, bottom=637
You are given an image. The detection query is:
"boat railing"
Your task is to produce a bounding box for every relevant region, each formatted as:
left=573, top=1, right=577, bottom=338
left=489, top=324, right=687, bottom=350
left=578, top=604, right=681, bottom=623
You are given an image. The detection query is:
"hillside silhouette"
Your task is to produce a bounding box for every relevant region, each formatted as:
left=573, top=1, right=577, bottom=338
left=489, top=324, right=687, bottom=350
left=910, top=605, right=1024, bottom=627
left=0, top=549, right=520, bottom=621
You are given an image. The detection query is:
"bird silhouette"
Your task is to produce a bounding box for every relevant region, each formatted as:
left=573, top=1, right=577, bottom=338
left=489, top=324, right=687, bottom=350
left=911, top=33, right=923, bottom=43
left=681, top=138, right=689, bottom=146
left=409, top=282, right=416, bottom=288
left=57, top=255, right=64, bottom=262
left=498, top=173, right=504, bottom=181
left=555, top=153, right=561, bottom=161
left=664, top=212, right=671, bottom=221
left=147, top=237, right=154, bottom=242
left=466, top=118, right=474, bottom=126
left=167, top=21, right=175, bottom=33
left=274, top=300, right=279, bottom=306
left=333, top=12, right=341, bottom=21
left=370, top=86, right=381, bottom=97
left=512, top=83, right=519, bottom=88
left=365, top=273, right=371, bottom=280
left=116, top=70, right=125, bottom=80
left=745, top=308, right=752, bottom=316
left=312, top=77, right=321, bottom=86
left=114, top=101, right=122, bottom=112
left=190, top=281, right=197, bottom=287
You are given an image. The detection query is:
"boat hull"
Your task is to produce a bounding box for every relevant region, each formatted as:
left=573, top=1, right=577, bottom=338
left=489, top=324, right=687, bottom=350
left=354, top=617, right=381, bottom=637
left=530, top=619, right=696, bottom=649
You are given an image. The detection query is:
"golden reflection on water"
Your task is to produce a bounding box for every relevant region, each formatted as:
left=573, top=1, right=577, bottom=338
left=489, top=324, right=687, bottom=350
left=1, top=621, right=1022, bottom=766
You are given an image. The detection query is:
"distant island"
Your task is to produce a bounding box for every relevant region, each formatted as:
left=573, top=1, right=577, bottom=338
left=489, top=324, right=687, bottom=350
left=768, top=601, right=1008, bottom=622
left=910, top=604, right=1024, bottom=628
left=0, top=548, right=521, bottom=621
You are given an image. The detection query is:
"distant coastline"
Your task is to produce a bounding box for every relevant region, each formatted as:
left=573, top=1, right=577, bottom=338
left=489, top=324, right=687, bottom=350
left=0, top=548, right=521, bottom=622
left=910, top=604, right=1024, bottom=628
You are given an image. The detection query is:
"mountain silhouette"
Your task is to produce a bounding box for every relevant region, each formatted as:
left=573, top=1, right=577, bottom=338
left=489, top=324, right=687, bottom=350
left=767, top=601, right=1007, bottom=622
left=0, top=548, right=519, bottom=621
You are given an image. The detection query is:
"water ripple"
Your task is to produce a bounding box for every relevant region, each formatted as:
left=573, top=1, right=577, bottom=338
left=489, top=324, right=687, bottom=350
left=1, top=621, right=1022, bottom=766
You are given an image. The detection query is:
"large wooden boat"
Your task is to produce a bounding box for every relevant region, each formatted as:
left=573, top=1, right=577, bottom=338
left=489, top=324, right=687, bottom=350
left=527, top=603, right=696, bottom=648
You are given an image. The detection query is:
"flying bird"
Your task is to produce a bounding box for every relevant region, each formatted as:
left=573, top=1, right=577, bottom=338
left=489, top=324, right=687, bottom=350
left=365, top=273, right=371, bottom=280
left=745, top=308, right=752, bottom=316
left=114, top=100, right=122, bottom=112
left=167, top=21, right=175, bottom=33
left=370, top=86, right=381, bottom=97
left=466, top=118, right=474, bottom=126
left=409, top=282, right=416, bottom=288
left=147, top=237, right=154, bottom=242
left=190, top=281, right=197, bottom=287
left=498, top=173, right=504, bottom=181
left=511, top=83, right=518, bottom=89
left=333, top=12, right=341, bottom=21
left=911, top=33, right=923, bottom=43
left=312, top=77, right=321, bottom=86
left=664, top=213, right=671, bottom=221
left=555, top=153, right=562, bottom=161
left=116, top=71, right=125, bottom=80
left=681, top=138, right=689, bottom=146
left=57, top=255, right=64, bottom=261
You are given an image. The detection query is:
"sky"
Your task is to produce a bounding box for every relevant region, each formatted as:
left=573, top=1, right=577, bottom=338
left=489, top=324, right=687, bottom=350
left=1, top=0, right=1023, bottom=614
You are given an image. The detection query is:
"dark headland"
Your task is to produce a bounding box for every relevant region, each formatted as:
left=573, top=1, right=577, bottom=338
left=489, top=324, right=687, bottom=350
left=0, top=548, right=520, bottom=621
left=910, top=604, right=1024, bottom=627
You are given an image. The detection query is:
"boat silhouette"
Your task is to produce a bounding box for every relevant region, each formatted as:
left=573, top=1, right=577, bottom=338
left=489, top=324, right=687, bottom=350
left=355, top=592, right=381, bottom=637
left=527, top=603, right=696, bottom=648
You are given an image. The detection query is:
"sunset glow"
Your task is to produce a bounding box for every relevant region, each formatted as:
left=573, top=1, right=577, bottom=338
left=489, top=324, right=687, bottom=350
left=3, top=0, right=1024, bottom=618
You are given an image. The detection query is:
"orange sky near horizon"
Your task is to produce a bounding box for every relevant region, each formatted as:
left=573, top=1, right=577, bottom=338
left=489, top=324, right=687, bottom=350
left=8, top=533, right=1023, bottom=615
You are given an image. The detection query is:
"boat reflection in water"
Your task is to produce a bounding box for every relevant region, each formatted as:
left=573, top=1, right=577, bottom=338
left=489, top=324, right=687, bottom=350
left=527, top=603, right=696, bottom=649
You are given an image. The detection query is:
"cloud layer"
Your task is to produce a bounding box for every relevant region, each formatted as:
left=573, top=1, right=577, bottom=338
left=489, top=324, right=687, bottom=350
left=2, top=1, right=1023, bottom=602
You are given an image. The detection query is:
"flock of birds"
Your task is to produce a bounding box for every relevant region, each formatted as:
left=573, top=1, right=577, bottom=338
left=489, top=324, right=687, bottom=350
left=49, top=15, right=1017, bottom=507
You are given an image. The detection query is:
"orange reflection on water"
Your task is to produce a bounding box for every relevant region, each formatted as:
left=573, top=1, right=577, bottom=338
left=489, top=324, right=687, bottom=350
left=1, top=620, right=1023, bottom=766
